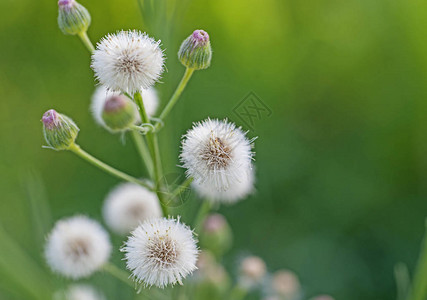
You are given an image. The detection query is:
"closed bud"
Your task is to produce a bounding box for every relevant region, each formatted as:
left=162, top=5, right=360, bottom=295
left=198, top=251, right=229, bottom=285
left=57, top=0, right=91, bottom=35
left=272, top=270, right=300, bottom=299
left=101, top=95, right=136, bottom=132
left=42, top=109, right=79, bottom=150
left=178, top=30, right=212, bottom=70
left=310, top=296, right=335, bottom=300
left=194, top=251, right=231, bottom=298
left=200, top=214, right=232, bottom=257
left=239, top=256, right=267, bottom=288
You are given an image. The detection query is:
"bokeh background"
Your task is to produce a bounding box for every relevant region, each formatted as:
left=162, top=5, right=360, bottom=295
left=1, top=0, right=427, bottom=299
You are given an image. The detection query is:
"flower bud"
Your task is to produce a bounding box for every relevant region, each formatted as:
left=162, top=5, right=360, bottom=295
left=42, top=109, right=79, bottom=150
left=196, top=250, right=217, bottom=272
left=310, top=296, right=335, bottom=300
left=57, top=0, right=91, bottom=35
left=194, top=251, right=230, bottom=298
left=239, top=256, right=266, bottom=288
left=200, top=214, right=232, bottom=257
left=272, top=270, right=300, bottom=299
left=178, top=30, right=212, bottom=70
left=101, top=95, right=136, bottom=132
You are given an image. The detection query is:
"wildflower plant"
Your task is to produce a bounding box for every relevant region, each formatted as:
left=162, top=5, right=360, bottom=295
left=30, top=1, right=427, bottom=300
left=40, top=0, right=269, bottom=298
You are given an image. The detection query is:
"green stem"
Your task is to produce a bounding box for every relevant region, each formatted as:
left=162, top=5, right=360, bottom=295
left=134, top=92, right=168, bottom=216
left=134, top=92, right=151, bottom=126
left=68, top=143, right=153, bottom=190
left=408, top=221, right=427, bottom=300
left=131, top=129, right=154, bottom=178
left=169, top=177, right=193, bottom=200
left=155, top=67, right=195, bottom=130
left=152, top=134, right=164, bottom=192
left=103, top=263, right=134, bottom=288
left=193, top=200, right=212, bottom=234
left=77, top=31, right=95, bottom=53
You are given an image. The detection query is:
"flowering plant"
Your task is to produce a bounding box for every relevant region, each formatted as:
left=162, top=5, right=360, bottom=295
left=43, top=0, right=272, bottom=298
left=15, top=1, right=425, bottom=300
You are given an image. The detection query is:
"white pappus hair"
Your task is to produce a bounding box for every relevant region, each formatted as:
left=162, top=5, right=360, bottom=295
left=121, top=217, right=199, bottom=288
left=91, top=30, right=164, bottom=94
left=91, top=85, right=159, bottom=129
left=180, top=118, right=255, bottom=203
left=44, top=215, right=111, bottom=279
left=102, top=182, right=162, bottom=235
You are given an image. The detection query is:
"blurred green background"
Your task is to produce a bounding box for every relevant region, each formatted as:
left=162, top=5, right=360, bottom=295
left=1, top=0, right=427, bottom=299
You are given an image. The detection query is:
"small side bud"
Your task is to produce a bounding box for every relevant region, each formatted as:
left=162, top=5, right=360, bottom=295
left=178, top=30, right=212, bottom=70
left=193, top=251, right=231, bottom=296
left=239, top=256, right=267, bottom=288
left=42, top=109, right=79, bottom=150
left=200, top=214, right=232, bottom=257
left=101, top=95, right=136, bottom=132
left=58, top=0, right=91, bottom=35
left=272, top=270, right=301, bottom=299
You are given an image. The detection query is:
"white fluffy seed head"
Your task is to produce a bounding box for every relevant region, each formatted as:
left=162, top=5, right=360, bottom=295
left=55, top=284, right=105, bottom=300
left=91, top=85, right=159, bottom=130
left=102, top=182, right=162, bottom=235
left=45, top=215, right=111, bottom=279
left=122, top=217, right=199, bottom=288
left=91, top=30, right=164, bottom=93
left=180, top=119, right=255, bottom=203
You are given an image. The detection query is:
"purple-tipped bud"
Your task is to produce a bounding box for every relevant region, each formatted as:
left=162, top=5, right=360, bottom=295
left=178, top=29, right=212, bottom=70
left=192, top=30, right=210, bottom=46
left=101, top=95, right=136, bottom=132
left=58, top=0, right=75, bottom=8
left=200, top=214, right=232, bottom=257
left=42, top=109, right=60, bottom=130
left=104, top=95, right=127, bottom=113
left=58, top=0, right=91, bottom=35
left=41, top=109, right=79, bottom=150
left=203, top=214, right=227, bottom=233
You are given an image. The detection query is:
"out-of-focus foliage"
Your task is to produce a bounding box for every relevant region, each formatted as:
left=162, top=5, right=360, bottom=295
left=1, top=0, right=427, bottom=299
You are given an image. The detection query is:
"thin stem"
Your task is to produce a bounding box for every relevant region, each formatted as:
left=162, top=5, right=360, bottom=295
left=169, top=177, right=193, bottom=200
left=155, top=67, right=195, bottom=130
left=193, top=200, right=212, bottom=234
left=134, top=92, right=168, bottom=216
left=407, top=220, right=427, bottom=300
left=131, top=130, right=154, bottom=178
left=152, top=134, right=164, bottom=191
left=151, top=134, right=170, bottom=217
left=134, top=92, right=151, bottom=125
left=103, top=263, right=134, bottom=288
left=68, top=143, right=153, bottom=190
left=77, top=31, right=95, bottom=53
